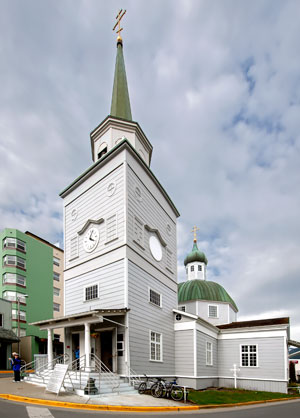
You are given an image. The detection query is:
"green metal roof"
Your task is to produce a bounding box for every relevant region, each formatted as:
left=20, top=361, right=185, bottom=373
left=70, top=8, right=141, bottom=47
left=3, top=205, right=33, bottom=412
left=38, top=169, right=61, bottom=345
left=178, top=279, right=238, bottom=311
left=184, top=241, right=208, bottom=266
left=110, top=41, right=132, bottom=121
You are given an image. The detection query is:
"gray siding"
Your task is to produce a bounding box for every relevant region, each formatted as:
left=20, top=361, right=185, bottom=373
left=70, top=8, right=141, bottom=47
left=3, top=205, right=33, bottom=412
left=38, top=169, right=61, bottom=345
left=65, top=164, right=125, bottom=268
left=127, top=165, right=177, bottom=282
left=218, top=336, right=286, bottom=380
left=65, top=260, right=125, bottom=315
left=128, top=261, right=176, bottom=375
left=197, top=330, right=218, bottom=376
left=175, top=330, right=194, bottom=376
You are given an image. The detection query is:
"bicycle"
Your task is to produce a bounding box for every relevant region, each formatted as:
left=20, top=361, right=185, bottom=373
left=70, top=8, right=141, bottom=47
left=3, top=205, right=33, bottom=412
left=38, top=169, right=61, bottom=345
left=151, top=378, right=184, bottom=401
left=138, top=375, right=158, bottom=394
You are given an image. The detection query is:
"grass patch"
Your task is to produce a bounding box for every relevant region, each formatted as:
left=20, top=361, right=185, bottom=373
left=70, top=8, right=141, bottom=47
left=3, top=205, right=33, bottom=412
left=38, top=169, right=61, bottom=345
left=188, top=388, right=300, bottom=405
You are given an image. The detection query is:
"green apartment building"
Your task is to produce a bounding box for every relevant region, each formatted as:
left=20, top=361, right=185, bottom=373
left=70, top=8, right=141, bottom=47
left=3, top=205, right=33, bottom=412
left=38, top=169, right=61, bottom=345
left=0, top=228, right=64, bottom=363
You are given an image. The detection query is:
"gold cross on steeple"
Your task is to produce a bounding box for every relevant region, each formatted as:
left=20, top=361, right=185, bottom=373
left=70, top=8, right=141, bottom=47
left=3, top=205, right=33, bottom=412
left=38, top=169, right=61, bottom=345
left=113, top=9, right=127, bottom=43
left=191, top=226, right=200, bottom=242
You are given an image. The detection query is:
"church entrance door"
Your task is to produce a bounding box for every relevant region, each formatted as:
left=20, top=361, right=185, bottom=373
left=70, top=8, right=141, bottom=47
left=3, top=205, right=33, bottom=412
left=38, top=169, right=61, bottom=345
left=100, top=330, right=113, bottom=371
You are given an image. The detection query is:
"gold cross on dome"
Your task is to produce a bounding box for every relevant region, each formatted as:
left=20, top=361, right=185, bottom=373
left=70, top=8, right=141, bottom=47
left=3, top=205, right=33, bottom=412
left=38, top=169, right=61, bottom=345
left=113, top=9, right=127, bottom=42
left=191, top=226, right=200, bottom=242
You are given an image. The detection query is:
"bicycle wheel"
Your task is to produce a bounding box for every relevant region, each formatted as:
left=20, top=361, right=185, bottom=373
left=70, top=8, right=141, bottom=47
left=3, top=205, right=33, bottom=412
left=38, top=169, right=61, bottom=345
left=170, top=386, right=184, bottom=401
left=138, top=382, right=147, bottom=394
left=151, top=383, right=163, bottom=398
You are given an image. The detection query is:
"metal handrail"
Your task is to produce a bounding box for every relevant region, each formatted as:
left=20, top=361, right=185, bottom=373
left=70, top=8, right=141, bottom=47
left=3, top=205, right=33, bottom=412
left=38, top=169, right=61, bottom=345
left=20, top=359, right=35, bottom=375
left=35, top=353, right=69, bottom=375
left=127, top=367, right=142, bottom=387
left=90, top=353, right=120, bottom=392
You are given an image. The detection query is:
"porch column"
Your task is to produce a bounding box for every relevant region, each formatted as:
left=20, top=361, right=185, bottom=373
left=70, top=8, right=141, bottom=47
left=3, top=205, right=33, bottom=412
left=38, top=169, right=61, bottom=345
left=84, top=322, right=91, bottom=370
left=47, top=328, right=53, bottom=367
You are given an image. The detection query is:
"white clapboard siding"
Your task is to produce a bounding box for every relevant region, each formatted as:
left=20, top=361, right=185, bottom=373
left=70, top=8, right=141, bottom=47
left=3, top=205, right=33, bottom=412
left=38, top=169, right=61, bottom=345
left=218, top=336, right=285, bottom=380
left=64, top=164, right=125, bottom=269
left=64, top=260, right=125, bottom=315
left=128, top=261, right=176, bottom=375
left=127, top=165, right=177, bottom=282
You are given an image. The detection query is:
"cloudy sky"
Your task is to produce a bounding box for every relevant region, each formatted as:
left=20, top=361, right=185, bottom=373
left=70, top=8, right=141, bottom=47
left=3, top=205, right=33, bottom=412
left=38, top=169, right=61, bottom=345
left=1, top=1, right=300, bottom=339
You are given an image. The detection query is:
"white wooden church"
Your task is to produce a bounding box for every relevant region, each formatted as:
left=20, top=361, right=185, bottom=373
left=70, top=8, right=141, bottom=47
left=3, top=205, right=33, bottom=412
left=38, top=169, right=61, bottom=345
left=33, top=25, right=291, bottom=394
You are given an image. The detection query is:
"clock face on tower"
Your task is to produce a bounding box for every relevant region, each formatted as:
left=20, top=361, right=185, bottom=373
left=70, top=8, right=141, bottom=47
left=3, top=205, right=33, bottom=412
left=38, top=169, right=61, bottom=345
left=83, top=227, right=100, bottom=253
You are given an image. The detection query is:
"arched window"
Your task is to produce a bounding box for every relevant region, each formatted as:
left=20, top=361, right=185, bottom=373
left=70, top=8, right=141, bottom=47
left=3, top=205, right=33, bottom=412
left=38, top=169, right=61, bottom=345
left=98, top=142, right=108, bottom=159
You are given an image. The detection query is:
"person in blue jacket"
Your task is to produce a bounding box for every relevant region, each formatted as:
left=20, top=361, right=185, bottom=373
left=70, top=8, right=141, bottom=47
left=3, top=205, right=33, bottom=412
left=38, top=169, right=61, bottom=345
left=9, top=352, right=21, bottom=382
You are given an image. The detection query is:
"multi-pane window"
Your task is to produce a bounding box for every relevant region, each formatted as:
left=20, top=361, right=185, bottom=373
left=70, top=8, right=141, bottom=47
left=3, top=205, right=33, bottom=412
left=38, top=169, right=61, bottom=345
left=12, top=327, right=26, bottom=337
left=53, top=303, right=60, bottom=312
left=3, top=237, right=26, bottom=252
left=241, top=345, right=257, bottom=367
left=106, top=214, right=117, bottom=242
left=85, top=284, right=98, bottom=301
left=133, top=216, right=144, bottom=247
left=3, top=291, right=27, bottom=304
left=3, top=255, right=26, bottom=270
left=208, top=305, right=218, bottom=318
left=149, top=289, right=162, bottom=307
left=53, top=257, right=60, bottom=266
left=3, top=273, right=26, bottom=286
left=179, top=306, right=186, bottom=312
left=53, top=272, right=60, bottom=281
left=53, top=287, right=60, bottom=297
left=12, top=309, right=26, bottom=321
left=198, top=265, right=202, bottom=271
left=150, top=331, right=162, bottom=361
left=206, top=341, right=213, bottom=365
left=191, top=266, right=194, bottom=272
left=70, top=236, right=78, bottom=260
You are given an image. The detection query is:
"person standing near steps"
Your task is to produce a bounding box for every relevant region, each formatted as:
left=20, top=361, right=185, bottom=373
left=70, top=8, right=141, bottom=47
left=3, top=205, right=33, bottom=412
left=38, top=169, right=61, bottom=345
left=9, top=352, right=21, bottom=382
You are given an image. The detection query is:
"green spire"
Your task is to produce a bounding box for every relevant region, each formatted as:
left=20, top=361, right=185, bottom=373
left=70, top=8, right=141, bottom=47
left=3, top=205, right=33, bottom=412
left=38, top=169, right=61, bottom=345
left=110, top=41, right=132, bottom=121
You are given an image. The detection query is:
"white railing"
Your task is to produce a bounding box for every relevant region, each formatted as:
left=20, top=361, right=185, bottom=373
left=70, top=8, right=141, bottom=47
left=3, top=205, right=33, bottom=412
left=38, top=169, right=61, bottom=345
left=127, top=367, right=142, bottom=388
left=90, top=353, right=120, bottom=393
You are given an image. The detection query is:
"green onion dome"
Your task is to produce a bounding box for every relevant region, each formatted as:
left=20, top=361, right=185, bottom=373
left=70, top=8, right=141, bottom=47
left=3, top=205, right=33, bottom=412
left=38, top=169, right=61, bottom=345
left=178, top=279, right=238, bottom=311
left=184, top=241, right=208, bottom=266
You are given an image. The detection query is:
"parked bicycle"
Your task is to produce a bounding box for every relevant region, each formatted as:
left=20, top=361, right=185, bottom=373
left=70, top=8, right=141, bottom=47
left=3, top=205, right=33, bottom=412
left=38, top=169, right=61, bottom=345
left=151, top=377, right=184, bottom=401
left=138, top=374, right=158, bottom=394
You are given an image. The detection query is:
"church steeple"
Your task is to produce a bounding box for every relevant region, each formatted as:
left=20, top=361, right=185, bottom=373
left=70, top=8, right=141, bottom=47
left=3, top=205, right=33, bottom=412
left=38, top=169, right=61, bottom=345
left=110, top=11, right=132, bottom=121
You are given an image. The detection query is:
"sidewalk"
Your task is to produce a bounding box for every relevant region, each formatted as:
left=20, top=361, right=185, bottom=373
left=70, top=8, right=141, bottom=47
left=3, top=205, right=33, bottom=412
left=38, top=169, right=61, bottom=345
left=0, top=377, right=196, bottom=411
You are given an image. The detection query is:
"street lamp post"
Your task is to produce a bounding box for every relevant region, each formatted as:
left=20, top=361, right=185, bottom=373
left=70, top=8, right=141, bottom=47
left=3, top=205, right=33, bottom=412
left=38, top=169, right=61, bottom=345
left=17, top=294, right=28, bottom=354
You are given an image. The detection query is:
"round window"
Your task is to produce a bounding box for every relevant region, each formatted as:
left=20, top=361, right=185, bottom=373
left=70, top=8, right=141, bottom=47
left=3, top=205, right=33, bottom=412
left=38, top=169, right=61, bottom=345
left=149, top=235, right=162, bottom=261
left=176, top=314, right=182, bottom=321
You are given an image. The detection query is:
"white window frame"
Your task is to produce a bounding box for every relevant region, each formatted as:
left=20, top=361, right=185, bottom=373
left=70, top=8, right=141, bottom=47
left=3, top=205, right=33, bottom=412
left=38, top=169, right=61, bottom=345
left=206, top=341, right=213, bottom=366
left=53, top=302, right=60, bottom=312
left=149, top=330, right=163, bottom=362
left=3, top=273, right=26, bottom=286
left=53, top=256, right=60, bottom=266
left=208, top=304, right=219, bottom=318
left=12, top=309, right=26, bottom=321
left=53, top=272, right=60, bottom=281
left=191, top=265, right=194, bottom=272
left=2, top=291, right=27, bottom=304
left=83, top=283, right=99, bottom=302
left=179, top=305, right=186, bottom=312
left=106, top=213, right=118, bottom=243
left=53, top=287, right=60, bottom=297
left=198, top=264, right=202, bottom=271
left=3, top=255, right=26, bottom=270
left=240, top=344, right=258, bottom=367
left=148, top=287, right=162, bottom=308
left=12, top=327, right=26, bottom=337
left=3, top=237, right=26, bottom=252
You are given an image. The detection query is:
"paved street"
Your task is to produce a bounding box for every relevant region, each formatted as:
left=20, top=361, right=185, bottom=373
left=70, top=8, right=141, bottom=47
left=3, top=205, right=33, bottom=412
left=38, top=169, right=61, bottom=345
left=0, top=399, right=300, bottom=418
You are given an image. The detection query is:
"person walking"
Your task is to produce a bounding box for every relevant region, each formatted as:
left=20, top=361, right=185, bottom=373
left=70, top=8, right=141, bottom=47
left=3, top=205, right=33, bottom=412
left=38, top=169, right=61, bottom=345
left=9, top=352, right=21, bottom=382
